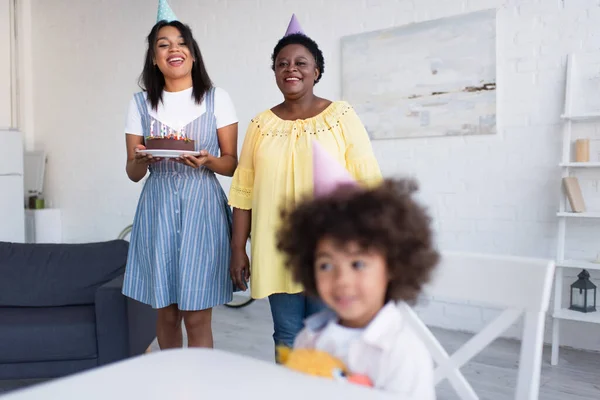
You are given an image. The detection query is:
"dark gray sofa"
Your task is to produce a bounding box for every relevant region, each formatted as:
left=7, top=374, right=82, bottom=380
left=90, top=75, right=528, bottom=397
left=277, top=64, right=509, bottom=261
left=0, top=240, right=157, bottom=380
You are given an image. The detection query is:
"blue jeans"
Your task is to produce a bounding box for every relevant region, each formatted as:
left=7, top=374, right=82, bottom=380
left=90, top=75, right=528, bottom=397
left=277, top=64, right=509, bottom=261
left=268, top=292, right=326, bottom=349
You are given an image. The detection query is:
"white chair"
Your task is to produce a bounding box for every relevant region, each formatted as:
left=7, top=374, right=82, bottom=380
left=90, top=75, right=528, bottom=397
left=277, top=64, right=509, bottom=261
left=403, top=251, right=555, bottom=400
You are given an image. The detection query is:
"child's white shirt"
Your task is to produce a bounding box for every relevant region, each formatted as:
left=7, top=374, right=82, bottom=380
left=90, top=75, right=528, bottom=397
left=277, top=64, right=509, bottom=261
left=314, top=320, right=365, bottom=366
left=293, top=301, right=436, bottom=399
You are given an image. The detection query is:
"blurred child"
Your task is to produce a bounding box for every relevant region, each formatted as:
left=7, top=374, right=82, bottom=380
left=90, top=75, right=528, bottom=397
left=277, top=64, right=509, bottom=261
left=276, top=141, right=440, bottom=398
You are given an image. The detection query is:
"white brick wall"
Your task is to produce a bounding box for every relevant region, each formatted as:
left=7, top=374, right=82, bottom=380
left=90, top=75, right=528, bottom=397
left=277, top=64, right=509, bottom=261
left=22, top=0, right=600, bottom=351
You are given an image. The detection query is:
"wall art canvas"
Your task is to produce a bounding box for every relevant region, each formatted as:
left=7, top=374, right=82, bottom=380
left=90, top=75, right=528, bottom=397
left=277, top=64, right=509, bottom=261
left=341, top=9, right=497, bottom=140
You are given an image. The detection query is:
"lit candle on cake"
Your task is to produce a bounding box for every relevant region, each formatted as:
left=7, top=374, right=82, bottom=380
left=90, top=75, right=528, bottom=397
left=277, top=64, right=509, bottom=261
left=150, top=120, right=155, bottom=137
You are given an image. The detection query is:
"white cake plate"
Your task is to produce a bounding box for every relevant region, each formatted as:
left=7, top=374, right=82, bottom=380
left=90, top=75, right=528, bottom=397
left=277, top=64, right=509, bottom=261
left=136, top=149, right=200, bottom=159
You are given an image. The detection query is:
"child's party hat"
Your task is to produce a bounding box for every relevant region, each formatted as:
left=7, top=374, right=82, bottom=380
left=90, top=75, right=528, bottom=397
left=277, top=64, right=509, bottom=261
left=312, top=140, right=358, bottom=198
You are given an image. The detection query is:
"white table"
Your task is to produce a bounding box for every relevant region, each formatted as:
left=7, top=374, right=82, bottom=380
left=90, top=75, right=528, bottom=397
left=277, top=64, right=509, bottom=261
left=2, top=349, right=400, bottom=400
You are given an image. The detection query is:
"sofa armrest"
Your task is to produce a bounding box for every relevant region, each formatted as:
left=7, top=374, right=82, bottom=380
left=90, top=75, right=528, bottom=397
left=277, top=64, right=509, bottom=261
left=95, top=275, right=158, bottom=365
left=95, top=275, right=129, bottom=365
left=125, top=293, right=158, bottom=356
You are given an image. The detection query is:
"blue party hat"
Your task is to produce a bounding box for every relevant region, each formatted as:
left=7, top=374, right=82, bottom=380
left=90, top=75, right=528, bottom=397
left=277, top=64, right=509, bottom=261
left=157, top=0, right=178, bottom=23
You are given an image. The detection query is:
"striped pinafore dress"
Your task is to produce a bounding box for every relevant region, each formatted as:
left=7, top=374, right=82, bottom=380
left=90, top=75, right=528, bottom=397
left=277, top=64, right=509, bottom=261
left=122, top=87, right=233, bottom=310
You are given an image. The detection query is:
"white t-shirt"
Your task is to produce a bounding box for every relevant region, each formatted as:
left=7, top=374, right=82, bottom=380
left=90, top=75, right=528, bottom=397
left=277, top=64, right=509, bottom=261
left=294, top=302, right=435, bottom=398
left=314, top=320, right=365, bottom=366
left=125, top=86, right=238, bottom=135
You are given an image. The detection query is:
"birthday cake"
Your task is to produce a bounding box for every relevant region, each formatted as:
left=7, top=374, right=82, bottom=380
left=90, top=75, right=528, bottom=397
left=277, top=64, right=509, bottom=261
left=145, top=122, right=195, bottom=151
left=145, top=136, right=195, bottom=151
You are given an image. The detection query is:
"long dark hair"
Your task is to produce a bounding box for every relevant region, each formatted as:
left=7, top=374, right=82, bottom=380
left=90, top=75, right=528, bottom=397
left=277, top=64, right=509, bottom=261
left=139, top=20, right=212, bottom=110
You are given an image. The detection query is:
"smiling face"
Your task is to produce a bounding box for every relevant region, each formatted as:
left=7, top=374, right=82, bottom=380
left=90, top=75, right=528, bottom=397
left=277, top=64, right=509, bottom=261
left=314, top=238, right=390, bottom=328
left=153, top=25, right=194, bottom=83
left=273, top=44, right=320, bottom=99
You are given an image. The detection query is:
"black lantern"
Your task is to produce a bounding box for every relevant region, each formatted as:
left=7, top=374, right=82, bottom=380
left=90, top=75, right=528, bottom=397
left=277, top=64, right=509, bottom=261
left=569, top=269, right=597, bottom=313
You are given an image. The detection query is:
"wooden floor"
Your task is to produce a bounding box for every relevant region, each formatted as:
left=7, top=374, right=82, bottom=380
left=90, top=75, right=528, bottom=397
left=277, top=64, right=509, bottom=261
left=2, top=299, right=599, bottom=399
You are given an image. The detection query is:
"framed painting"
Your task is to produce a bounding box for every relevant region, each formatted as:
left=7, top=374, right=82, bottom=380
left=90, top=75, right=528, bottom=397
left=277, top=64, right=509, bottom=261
left=341, top=9, right=497, bottom=140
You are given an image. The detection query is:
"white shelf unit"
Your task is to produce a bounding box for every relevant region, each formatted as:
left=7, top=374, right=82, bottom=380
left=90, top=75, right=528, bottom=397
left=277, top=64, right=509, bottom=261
left=25, top=209, right=62, bottom=243
left=556, top=211, right=600, bottom=218
left=561, top=113, right=600, bottom=122
left=556, top=259, right=600, bottom=271
left=553, top=308, right=600, bottom=324
left=558, top=162, right=600, bottom=168
left=551, top=52, right=600, bottom=366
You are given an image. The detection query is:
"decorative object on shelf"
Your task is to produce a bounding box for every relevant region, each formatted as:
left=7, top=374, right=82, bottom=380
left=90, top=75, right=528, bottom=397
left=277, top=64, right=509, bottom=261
left=27, top=192, right=44, bottom=209
left=562, top=177, right=586, bottom=212
left=569, top=269, right=597, bottom=313
left=23, top=150, right=46, bottom=204
left=575, top=138, right=590, bottom=162
left=341, top=9, right=496, bottom=140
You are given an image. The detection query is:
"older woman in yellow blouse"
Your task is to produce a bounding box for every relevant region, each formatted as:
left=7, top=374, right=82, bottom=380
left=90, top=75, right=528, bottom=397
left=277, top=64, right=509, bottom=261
left=228, top=22, right=382, bottom=350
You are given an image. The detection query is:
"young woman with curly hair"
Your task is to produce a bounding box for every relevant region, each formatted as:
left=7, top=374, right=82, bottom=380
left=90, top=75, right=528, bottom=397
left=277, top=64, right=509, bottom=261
left=276, top=177, right=439, bottom=397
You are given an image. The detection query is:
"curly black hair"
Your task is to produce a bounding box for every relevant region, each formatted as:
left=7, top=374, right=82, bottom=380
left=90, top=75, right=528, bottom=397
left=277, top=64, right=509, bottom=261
left=271, top=33, right=325, bottom=84
left=276, top=179, right=440, bottom=304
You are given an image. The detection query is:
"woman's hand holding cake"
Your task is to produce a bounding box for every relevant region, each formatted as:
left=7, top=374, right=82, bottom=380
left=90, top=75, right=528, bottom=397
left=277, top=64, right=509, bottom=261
left=175, top=149, right=210, bottom=169
left=133, top=144, right=163, bottom=164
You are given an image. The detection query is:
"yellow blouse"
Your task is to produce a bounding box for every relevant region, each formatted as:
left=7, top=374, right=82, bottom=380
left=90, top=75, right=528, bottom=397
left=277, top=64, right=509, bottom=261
left=228, top=101, right=382, bottom=299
